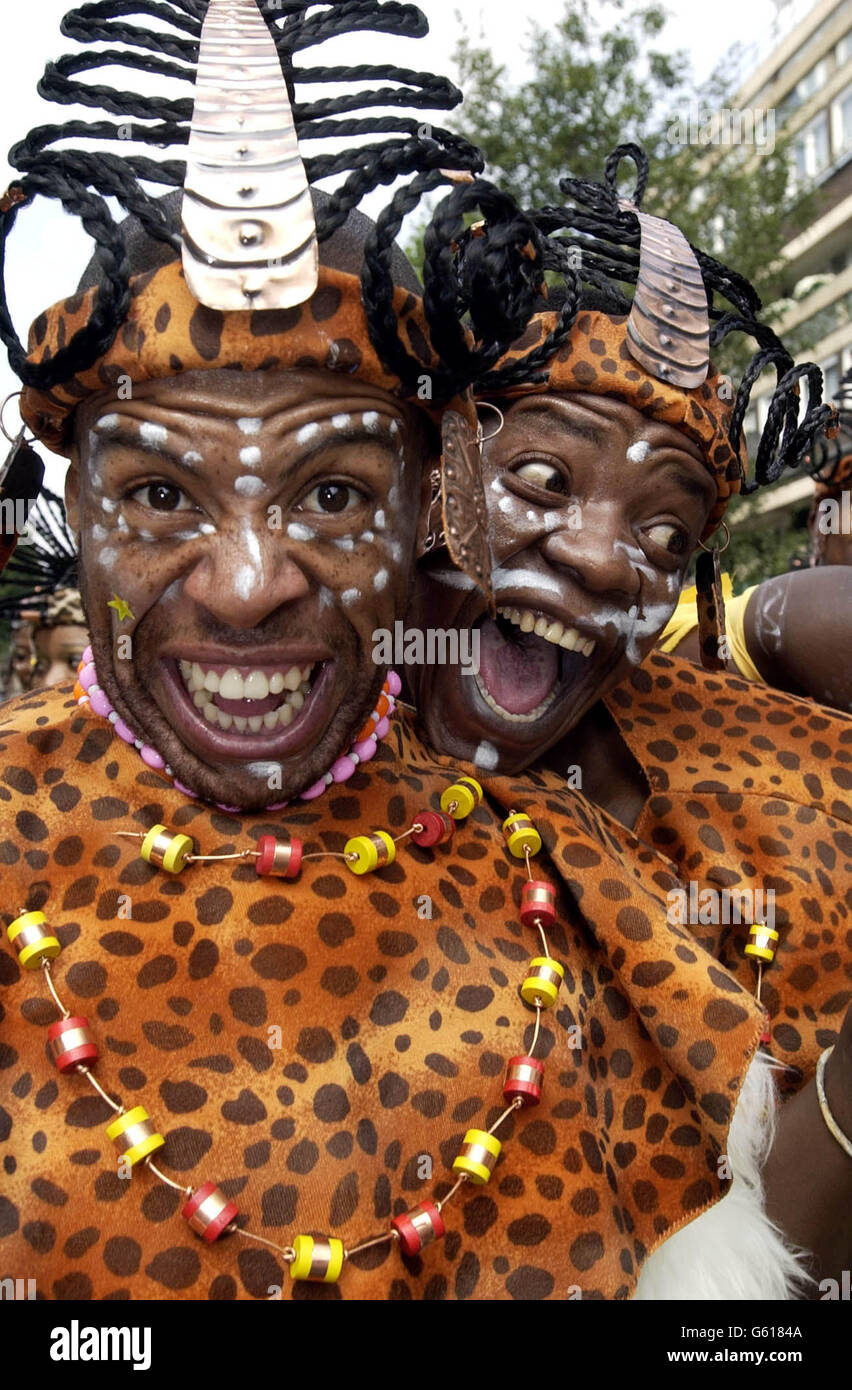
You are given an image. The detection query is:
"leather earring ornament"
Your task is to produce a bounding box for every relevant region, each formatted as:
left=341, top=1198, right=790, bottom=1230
left=438, top=409, right=494, bottom=608
left=695, top=523, right=730, bottom=671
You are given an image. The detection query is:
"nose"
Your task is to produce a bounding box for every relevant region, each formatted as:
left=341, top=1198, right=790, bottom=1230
left=540, top=504, right=643, bottom=600
left=182, top=518, right=312, bottom=628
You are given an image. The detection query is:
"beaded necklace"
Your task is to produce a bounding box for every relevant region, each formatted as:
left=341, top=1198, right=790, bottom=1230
left=7, top=773, right=569, bottom=1287
left=72, top=646, right=400, bottom=812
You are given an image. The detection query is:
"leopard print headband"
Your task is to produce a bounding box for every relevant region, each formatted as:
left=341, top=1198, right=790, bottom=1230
left=20, top=260, right=474, bottom=456
left=492, top=309, right=747, bottom=538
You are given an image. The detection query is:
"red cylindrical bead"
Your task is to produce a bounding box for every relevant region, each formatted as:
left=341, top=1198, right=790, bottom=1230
left=47, top=1015, right=98, bottom=1074
left=410, top=810, right=455, bottom=848
left=520, top=880, right=556, bottom=929
left=255, top=835, right=303, bottom=879
left=181, top=1181, right=239, bottom=1243
left=391, top=1201, right=446, bottom=1256
left=503, top=1054, right=544, bottom=1107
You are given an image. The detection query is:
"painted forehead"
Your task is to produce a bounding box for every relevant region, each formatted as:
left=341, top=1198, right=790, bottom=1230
left=88, top=402, right=405, bottom=453
left=488, top=393, right=707, bottom=465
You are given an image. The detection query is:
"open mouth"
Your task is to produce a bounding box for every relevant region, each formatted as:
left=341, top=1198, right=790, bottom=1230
left=178, top=660, right=315, bottom=734
left=473, top=605, right=600, bottom=724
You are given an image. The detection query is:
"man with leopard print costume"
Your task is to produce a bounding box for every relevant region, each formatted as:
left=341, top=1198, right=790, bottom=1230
left=0, top=9, right=844, bottom=1304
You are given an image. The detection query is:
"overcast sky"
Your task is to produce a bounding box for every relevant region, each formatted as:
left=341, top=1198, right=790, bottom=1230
left=0, top=0, right=780, bottom=489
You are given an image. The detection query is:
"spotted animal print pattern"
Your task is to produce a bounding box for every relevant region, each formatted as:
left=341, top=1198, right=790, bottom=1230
left=0, top=678, right=778, bottom=1301
left=494, top=310, right=745, bottom=537
left=605, top=652, right=852, bottom=1088
left=19, top=261, right=472, bottom=455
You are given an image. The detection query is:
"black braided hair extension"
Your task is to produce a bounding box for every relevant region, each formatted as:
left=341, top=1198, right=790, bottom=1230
left=419, top=141, right=834, bottom=490
left=0, top=1, right=484, bottom=392
left=801, top=362, right=852, bottom=486
left=0, top=487, right=78, bottom=624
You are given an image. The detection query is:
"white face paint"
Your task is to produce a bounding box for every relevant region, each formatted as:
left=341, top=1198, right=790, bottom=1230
left=334, top=537, right=355, bottom=552
left=374, top=510, right=386, bottom=530
left=331, top=413, right=351, bottom=430
left=360, top=531, right=375, bottom=544
left=389, top=540, right=404, bottom=565
left=429, top=567, right=476, bottom=590
left=233, top=518, right=263, bottom=599
left=474, top=739, right=499, bottom=770
left=235, top=475, right=267, bottom=497
left=101, top=498, right=117, bottom=514
left=98, top=547, right=118, bottom=569
left=239, top=446, right=262, bottom=468
left=91, top=524, right=108, bottom=541
left=237, top=418, right=263, bottom=435
left=389, top=420, right=400, bottom=438
left=373, top=568, right=388, bottom=592
left=95, top=413, right=120, bottom=433
left=362, top=412, right=379, bottom=433
left=140, top=422, right=168, bottom=448
left=286, top=522, right=315, bottom=542
left=498, top=495, right=513, bottom=514
left=626, top=440, right=652, bottom=464
left=490, top=565, right=568, bottom=600
left=317, top=585, right=334, bottom=610
left=234, top=566, right=256, bottom=600
left=184, top=451, right=203, bottom=466
left=613, top=539, right=657, bottom=586
left=296, top=423, right=319, bottom=446
left=341, top=588, right=361, bottom=606
left=199, top=522, right=216, bottom=536
left=489, top=477, right=505, bottom=495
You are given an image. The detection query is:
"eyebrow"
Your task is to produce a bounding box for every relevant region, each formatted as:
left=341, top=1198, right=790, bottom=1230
left=646, top=455, right=714, bottom=506
left=91, top=420, right=400, bottom=476
left=514, top=402, right=605, bottom=447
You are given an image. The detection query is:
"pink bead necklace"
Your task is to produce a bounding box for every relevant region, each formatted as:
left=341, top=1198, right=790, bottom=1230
left=74, top=645, right=401, bottom=813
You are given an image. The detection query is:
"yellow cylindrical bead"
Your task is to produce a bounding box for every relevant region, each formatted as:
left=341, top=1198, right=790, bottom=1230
left=140, top=824, right=194, bottom=874
left=440, top=775, right=482, bottom=820
left=744, top=923, right=779, bottom=963
left=6, top=910, right=61, bottom=970
left=520, top=956, right=565, bottom=1009
left=344, top=831, right=396, bottom=875
left=452, top=1128, right=501, bottom=1185
left=289, top=1234, right=344, bottom=1283
left=106, top=1105, right=165, bottom=1167
left=502, top=813, right=542, bottom=858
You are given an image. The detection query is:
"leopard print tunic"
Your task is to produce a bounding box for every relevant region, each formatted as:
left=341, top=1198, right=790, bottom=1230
left=0, top=654, right=848, bottom=1300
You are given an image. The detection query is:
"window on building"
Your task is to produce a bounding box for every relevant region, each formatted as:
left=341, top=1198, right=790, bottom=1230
left=821, top=357, right=840, bottom=402
left=836, top=30, right=852, bottom=68
left=831, top=82, right=852, bottom=157
left=792, top=110, right=832, bottom=187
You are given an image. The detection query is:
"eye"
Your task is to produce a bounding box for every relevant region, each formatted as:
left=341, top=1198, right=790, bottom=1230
left=643, top=521, right=688, bottom=555
left=299, top=482, right=364, bottom=515
left=512, top=459, right=568, bottom=494
left=130, top=482, right=194, bottom=513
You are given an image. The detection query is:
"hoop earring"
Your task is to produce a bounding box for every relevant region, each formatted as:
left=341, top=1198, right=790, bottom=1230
left=476, top=400, right=504, bottom=445
left=695, top=521, right=731, bottom=671
left=0, top=390, right=24, bottom=445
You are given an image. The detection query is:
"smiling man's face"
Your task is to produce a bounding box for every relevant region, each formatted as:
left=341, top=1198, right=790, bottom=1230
left=412, top=391, right=716, bottom=774
left=68, top=367, right=429, bottom=809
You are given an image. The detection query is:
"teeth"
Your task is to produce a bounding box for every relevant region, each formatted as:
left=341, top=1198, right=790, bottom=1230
left=203, top=669, right=220, bottom=694
left=180, top=660, right=191, bottom=681
left=218, top=712, right=232, bottom=730
left=190, top=663, right=205, bottom=691
left=203, top=701, right=218, bottom=723
left=217, top=668, right=242, bottom=699
left=193, top=689, right=207, bottom=709
left=263, top=709, right=279, bottom=730
left=497, top=606, right=596, bottom=657
left=474, top=670, right=559, bottom=723
left=244, top=670, right=269, bottom=700
left=289, top=690, right=304, bottom=712
left=283, top=667, right=302, bottom=692
left=269, top=672, right=285, bottom=695
left=234, top=716, right=247, bottom=732
left=279, top=703, right=293, bottom=727
left=248, top=715, right=263, bottom=732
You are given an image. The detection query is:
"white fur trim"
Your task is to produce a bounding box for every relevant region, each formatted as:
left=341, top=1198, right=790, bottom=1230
left=633, top=1051, right=814, bottom=1300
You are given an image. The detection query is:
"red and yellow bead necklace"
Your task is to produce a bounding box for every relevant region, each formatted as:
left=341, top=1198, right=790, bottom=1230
left=6, top=778, right=569, bottom=1285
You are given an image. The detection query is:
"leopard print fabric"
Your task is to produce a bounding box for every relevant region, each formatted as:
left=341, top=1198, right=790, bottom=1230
left=605, top=652, right=852, bottom=1088
left=19, top=262, right=470, bottom=455
left=0, top=679, right=766, bottom=1301
left=493, top=310, right=746, bottom=537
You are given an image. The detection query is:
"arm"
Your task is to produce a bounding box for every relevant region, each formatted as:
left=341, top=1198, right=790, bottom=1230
left=762, top=1004, right=852, bottom=1294
left=669, top=568, right=852, bottom=712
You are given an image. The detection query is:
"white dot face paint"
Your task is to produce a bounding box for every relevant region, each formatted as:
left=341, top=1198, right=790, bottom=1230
left=96, top=414, right=120, bottom=433
left=626, top=440, right=651, bottom=464
left=331, top=413, right=351, bottom=430
left=101, top=498, right=117, bottom=514
left=199, top=522, right=216, bottom=536
left=362, top=412, right=379, bottom=433
left=389, top=420, right=400, bottom=438
left=489, top=477, right=505, bottom=495
left=334, top=537, right=355, bottom=552
left=234, top=566, right=255, bottom=600
left=296, top=423, right=319, bottom=447
left=286, top=522, right=315, bottom=542
left=140, top=422, right=168, bottom=448
left=237, top=418, right=263, bottom=435
left=360, top=531, right=375, bottom=544
left=239, top=446, right=262, bottom=468
left=498, top=496, right=513, bottom=514
left=474, top=740, right=498, bottom=770
left=235, top=476, right=267, bottom=497
left=91, top=524, right=108, bottom=542
left=341, top=588, right=361, bottom=606
left=184, top=451, right=203, bottom=466
left=374, top=510, right=386, bottom=530
left=373, top=568, right=388, bottom=592
left=98, top=548, right=118, bottom=569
